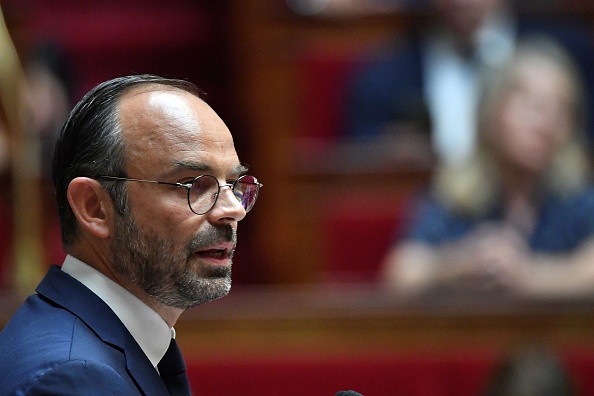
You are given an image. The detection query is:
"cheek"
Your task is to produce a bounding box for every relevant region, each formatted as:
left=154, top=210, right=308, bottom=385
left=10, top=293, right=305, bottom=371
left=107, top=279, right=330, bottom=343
left=129, top=190, right=192, bottom=232
left=497, top=102, right=524, bottom=135
left=493, top=104, right=536, bottom=151
left=484, top=109, right=512, bottom=151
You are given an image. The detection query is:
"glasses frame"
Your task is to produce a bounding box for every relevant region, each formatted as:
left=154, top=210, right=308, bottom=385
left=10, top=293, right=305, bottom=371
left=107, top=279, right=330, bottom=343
left=98, top=174, right=262, bottom=215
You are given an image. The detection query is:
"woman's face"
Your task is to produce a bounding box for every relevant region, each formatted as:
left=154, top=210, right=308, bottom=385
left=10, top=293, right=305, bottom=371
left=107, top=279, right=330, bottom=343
left=489, top=57, right=574, bottom=174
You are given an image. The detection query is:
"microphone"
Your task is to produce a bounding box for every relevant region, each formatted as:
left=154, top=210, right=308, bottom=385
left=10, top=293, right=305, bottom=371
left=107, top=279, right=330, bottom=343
left=335, top=391, right=363, bottom=396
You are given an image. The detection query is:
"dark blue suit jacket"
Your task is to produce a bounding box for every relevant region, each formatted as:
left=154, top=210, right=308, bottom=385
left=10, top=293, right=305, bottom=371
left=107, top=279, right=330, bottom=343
left=0, top=265, right=172, bottom=395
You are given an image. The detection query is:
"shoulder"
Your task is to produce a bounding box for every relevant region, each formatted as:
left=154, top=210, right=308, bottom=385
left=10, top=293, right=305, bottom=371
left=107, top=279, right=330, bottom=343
left=18, top=360, right=136, bottom=395
left=353, top=36, right=425, bottom=86
left=0, top=294, right=78, bottom=364
left=406, top=192, right=479, bottom=244
left=548, top=187, right=594, bottom=212
left=540, top=186, right=594, bottom=230
left=0, top=294, right=132, bottom=395
left=530, top=187, right=594, bottom=251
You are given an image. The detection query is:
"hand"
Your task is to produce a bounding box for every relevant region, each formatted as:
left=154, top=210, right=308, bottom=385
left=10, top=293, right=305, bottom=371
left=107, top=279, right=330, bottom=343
left=444, top=222, right=531, bottom=291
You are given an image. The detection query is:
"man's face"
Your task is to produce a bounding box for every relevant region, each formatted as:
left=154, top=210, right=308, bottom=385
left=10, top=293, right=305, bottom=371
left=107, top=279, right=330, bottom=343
left=109, top=87, right=247, bottom=309
left=433, top=0, right=503, bottom=39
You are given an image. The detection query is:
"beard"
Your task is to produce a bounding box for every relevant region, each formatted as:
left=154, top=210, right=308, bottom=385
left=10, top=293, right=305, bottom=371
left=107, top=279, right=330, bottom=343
left=109, top=212, right=235, bottom=309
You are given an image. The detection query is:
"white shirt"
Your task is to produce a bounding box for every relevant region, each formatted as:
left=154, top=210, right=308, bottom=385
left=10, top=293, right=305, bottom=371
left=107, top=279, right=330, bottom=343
left=61, top=254, right=172, bottom=369
left=423, top=10, right=516, bottom=166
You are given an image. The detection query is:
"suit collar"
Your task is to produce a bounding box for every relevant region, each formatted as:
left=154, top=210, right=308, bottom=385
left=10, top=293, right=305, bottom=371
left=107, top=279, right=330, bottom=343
left=61, top=255, right=171, bottom=368
left=36, top=266, right=171, bottom=396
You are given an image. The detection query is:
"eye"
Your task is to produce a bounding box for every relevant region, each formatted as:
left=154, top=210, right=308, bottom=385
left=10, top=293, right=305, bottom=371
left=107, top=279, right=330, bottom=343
left=173, top=178, right=194, bottom=189
left=190, top=175, right=219, bottom=195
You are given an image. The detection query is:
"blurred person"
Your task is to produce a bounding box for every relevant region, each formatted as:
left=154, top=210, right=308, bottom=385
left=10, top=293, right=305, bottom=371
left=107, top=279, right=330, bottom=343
left=345, top=0, right=594, bottom=166
left=24, top=41, right=74, bottom=178
left=484, top=345, right=576, bottom=396
left=24, top=41, right=76, bottom=267
left=382, top=37, right=594, bottom=296
left=0, top=74, right=263, bottom=394
left=0, top=3, right=26, bottom=289
left=0, top=118, right=12, bottom=288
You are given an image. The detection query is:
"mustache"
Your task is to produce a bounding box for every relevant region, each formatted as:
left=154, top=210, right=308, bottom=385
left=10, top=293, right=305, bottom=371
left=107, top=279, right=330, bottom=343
left=187, top=224, right=236, bottom=252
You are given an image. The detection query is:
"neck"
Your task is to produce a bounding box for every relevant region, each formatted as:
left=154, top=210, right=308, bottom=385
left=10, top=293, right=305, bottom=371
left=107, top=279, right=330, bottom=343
left=68, top=239, right=184, bottom=328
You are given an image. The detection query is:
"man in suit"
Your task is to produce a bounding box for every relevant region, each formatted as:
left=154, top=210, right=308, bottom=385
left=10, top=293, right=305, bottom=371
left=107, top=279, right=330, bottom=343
left=0, top=75, right=263, bottom=395
left=345, top=0, right=594, bottom=165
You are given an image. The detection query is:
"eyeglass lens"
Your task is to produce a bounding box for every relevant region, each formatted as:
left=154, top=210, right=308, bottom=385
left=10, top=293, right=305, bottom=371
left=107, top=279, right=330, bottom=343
left=189, top=175, right=260, bottom=214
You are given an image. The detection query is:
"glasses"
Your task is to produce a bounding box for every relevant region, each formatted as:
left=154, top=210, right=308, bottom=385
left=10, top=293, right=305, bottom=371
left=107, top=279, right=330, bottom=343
left=98, top=174, right=262, bottom=215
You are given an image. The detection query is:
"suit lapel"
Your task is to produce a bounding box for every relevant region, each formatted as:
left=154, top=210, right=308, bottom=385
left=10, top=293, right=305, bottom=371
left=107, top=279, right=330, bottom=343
left=36, top=266, right=172, bottom=396
left=122, top=334, right=171, bottom=396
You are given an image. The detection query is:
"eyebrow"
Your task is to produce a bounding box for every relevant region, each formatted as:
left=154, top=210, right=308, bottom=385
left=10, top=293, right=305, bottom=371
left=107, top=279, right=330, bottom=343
left=167, top=161, right=249, bottom=177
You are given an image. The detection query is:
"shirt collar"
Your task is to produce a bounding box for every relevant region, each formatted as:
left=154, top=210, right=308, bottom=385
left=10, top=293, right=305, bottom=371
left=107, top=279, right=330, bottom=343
left=61, top=254, right=173, bottom=368
left=474, top=9, right=516, bottom=69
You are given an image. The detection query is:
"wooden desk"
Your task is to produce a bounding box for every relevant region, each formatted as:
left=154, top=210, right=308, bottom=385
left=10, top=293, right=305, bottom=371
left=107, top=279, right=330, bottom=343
left=176, top=284, right=594, bottom=354
left=4, top=284, right=594, bottom=352
left=173, top=284, right=594, bottom=395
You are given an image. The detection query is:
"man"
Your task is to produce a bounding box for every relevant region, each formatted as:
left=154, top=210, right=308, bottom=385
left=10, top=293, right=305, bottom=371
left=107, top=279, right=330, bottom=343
left=0, top=75, right=263, bottom=395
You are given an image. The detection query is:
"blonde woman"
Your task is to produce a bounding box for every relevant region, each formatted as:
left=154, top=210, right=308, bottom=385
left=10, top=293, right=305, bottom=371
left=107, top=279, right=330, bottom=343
left=383, top=36, right=594, bottom=296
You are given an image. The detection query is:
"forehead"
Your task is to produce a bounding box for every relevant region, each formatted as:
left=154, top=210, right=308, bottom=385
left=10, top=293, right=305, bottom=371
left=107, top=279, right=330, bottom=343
left=508, top=57, right=573, bottom=100
left=117, top=86, right=240, bottom=176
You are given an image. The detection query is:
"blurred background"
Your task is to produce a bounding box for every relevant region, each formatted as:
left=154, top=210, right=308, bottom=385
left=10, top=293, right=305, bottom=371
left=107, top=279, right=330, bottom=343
left=1, top=0, right=594, bottom=395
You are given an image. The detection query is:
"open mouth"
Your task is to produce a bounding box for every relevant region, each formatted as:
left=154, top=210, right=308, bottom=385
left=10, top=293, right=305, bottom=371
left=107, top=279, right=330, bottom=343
left=196, top=248, right=228, bottom=259
left=193, top=242, right=235, bottom=263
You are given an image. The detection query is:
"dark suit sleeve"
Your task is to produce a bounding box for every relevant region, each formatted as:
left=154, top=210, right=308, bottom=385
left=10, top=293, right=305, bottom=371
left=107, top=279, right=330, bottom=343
left=24, top=360, right=139, bottom=396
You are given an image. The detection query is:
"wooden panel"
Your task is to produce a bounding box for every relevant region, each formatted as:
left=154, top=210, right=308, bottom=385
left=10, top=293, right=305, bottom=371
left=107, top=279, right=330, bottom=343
left=174, top=286, right=594, bottom=356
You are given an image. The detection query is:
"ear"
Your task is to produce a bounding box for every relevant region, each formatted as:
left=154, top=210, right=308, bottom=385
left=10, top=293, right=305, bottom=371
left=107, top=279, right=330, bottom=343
left=67, top=177, right=113, bottom=240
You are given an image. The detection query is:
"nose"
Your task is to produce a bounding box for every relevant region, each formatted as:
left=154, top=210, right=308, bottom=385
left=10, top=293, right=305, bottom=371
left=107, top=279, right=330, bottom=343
left=207, top=184, right=246, bottom=223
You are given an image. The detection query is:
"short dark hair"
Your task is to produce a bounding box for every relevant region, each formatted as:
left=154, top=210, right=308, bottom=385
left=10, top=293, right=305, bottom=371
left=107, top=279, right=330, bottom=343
left=52, top=74, right=202, bottom=248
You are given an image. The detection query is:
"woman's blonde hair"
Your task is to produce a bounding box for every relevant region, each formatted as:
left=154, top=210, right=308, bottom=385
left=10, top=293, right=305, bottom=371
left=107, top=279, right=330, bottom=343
left=433, top=35, right=591, bottom=217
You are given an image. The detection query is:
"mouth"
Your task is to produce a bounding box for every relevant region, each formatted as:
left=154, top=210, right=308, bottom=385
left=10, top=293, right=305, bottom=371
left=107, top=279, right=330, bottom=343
left=193, top=243, right=235, bottom=264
